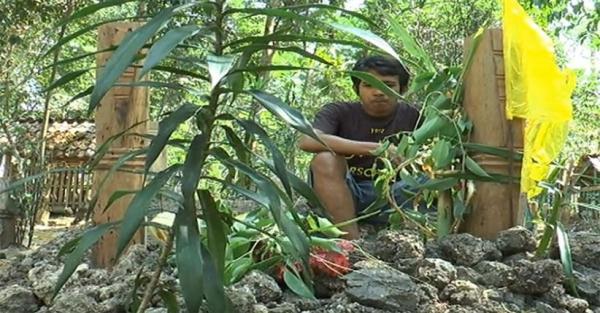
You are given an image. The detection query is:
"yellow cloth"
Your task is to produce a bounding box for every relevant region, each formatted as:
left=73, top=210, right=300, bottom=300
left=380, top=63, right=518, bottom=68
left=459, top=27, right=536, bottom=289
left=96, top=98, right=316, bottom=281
left=503, top=0, right=576, bottom=198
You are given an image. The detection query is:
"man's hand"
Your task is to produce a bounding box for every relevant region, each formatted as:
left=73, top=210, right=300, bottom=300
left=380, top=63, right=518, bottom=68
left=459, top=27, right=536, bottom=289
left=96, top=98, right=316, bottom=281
left=370, top=142, right=404, bottom=166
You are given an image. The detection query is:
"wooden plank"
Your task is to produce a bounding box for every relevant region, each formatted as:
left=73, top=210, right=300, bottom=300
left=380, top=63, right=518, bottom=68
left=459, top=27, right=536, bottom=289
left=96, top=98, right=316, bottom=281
left=57, top=170, right=65, bottom=205
left=65, top=170, right=73, bottom=211
left=92, top=22, right=149, bottom=268
left=47, top=170, right=56, bottom=206
left=72, top=167, right=79, bottom=213
left=460, top=28, right=525, bottom=239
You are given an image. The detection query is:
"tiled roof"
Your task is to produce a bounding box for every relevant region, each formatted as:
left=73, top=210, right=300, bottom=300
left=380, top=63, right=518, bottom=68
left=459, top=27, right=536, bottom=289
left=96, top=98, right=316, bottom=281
left=0, top=118, right=95, bottom=159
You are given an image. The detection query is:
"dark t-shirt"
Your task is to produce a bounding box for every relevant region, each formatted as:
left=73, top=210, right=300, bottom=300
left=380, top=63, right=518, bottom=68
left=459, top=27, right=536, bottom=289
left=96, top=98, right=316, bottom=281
left=313, top=101, right=420, bottom=181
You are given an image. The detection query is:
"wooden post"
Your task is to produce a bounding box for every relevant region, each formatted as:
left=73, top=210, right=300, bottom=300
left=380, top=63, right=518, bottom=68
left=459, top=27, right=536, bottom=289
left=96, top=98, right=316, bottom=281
left=461, top=28, right=525, bottom=239
left=93, top=23, right=149, bottom=268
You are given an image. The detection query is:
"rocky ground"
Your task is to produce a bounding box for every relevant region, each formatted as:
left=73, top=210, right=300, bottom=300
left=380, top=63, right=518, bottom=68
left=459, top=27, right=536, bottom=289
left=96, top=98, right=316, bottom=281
left=1, top=221, right=600, bottom=313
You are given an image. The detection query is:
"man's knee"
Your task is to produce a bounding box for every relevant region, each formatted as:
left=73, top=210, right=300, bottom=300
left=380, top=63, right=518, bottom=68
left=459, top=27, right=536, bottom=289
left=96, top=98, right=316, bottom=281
left=311, top=152, right=347, bottom=180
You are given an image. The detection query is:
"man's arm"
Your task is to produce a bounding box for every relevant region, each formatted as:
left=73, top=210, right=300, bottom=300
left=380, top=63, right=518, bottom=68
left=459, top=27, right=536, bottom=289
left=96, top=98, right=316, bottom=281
left=298, top=131, right=379, bottom=156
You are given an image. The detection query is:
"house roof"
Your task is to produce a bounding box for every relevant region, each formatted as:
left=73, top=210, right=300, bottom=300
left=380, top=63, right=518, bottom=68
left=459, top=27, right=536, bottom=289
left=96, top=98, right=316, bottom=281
left=0, top=118, right=96, bottom=160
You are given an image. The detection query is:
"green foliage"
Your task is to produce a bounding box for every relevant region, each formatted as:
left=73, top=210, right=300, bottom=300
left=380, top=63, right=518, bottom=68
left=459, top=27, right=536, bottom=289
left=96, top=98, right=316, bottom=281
left=0, top=0, right=596, bottom=308
left=45, top=1, right=384, bottom=310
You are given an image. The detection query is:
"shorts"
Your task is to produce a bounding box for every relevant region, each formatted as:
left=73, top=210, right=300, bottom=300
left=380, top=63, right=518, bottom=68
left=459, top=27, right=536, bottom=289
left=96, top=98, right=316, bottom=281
left=309, top=170, right=427, bottom=225
left=346, top=173, right=421, bottom=224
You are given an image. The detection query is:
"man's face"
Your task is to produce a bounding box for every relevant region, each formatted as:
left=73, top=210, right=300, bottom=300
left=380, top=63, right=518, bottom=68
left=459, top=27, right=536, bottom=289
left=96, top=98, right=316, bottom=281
left=358, top=70, right=401, bottom=118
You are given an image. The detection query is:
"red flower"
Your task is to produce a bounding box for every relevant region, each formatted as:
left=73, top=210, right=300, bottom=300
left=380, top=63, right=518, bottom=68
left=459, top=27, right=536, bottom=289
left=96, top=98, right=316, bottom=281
left=274, top=239, right=354, bottom=280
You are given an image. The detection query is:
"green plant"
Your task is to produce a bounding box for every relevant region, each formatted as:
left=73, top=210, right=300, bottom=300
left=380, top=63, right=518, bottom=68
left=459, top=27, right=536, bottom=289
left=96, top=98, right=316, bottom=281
left=361, top=21, right=526, bottom=239
left=38, top=1, right=415, bottom=312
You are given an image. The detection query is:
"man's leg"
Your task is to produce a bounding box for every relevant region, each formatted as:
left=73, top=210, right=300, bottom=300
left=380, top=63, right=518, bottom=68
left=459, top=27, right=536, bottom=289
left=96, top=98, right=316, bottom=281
left=310, top=152, right=360, bottom=239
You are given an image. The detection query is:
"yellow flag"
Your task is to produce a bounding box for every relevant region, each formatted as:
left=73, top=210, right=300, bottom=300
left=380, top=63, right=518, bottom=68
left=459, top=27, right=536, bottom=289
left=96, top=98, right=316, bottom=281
left=503, top=0, right=576, bottom=198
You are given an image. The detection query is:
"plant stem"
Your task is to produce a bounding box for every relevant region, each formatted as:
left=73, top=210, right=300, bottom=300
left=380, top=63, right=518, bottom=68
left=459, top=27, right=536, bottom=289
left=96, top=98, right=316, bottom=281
left=136, top=231, right=174, bottom=313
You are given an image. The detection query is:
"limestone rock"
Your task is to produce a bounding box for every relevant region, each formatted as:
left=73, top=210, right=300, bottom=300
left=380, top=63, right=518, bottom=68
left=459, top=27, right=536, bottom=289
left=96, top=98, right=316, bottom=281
left=233, top=270, right=282, bottom=304
left=495, top=226, right=537, bottom=256
left=372, top=229, right=424, bottom=261
left=570, top=232, right=600, bottom=271
left=575, top=264, right=600, bottom=306
left=416, top=258, right=457, bottom=290
left=267, top=302, right=298, bottom=313
left=226, top=285, right=257, bottom=313
left=455, top=265, right=482, bottom=284
left=345, top=261, right=420, bottom=311
left=483, top=287, right=526, bottom=312
left=440, top=234, right=501, bottom=266
left=440, top=280, right=481, bottom=306
left=474, top=261, right=512, bottom=287
left=508, top=259, right=563, bottom=295
left=50, top=288, right=100, bottom=313
left=0, top=284, right=40, bottom=313
left=28, top=263, right=61, bottom=305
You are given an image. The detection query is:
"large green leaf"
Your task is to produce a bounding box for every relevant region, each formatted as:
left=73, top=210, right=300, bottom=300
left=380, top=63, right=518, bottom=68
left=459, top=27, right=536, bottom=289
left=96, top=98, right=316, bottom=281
left=237, top=119, right=292, bottom=197
left=154, top=65, right=209, bottom=81
left=413, top=115, right=454, bottom=144
left=225, top=7, right=311, bottom=22
left=232, top=65, right=312, bottom=74
left=211, top=148, right=309, bottom=263
left=225, top=34, right=373, bottom=51
left=345, top=70, right=403, bottom=100
left=221, top=126, right=250, bottom=164
left=536, top=193, right=563, bottom=256
left=280, top=3, right=377, bottom=26
left=146, top=103, right=199, bottom=172
left=231, top=45, right=332, bottom=65
left=57, top=0, right=137, bottom=26
left=48, top=47, right=116, bottom=69
left=174, top=203, right=205, bottom=313
left=219, top=128, right=324, bottom=214
left=556, top=223, right=578, bottom=295
left=431, top=139, right=453, bottom=169
left=226, top=4, right=376, bottom=27
left=383, top=11, right=435, bottom=72
left=65, top=86, right=93, bottom=106
left=116, top=165, right=181, bottom=259
left=89, top=7, right=176, bottom=112
left=158, top=290, right=179, bottom=313
left=326, top=22, right=400, bottom=60
left=453, top=28, right=484, bottom=104
left=418, top=177, right=458, bottom=191
left=53, top=223, right=117, bottom=298
left=45, top=68, right=92, bottom=92
left=465, top=156, right=492, bottom=178
left=180, top=135, right=206, bottom=259
left=286, top=172, right=325, bottom=215
left=464, top=143, right=523, bottom=160
left=46, top=17, right=137, bottom=58
left=283, top=268, right=315, bottom=299
left=113, top=81, right=191, bottom=92
left=103, top=190, right=138, bottom=213
left=207, top=54, right=236, bottom=90
left=408, top=72, right=435, bottom=95
left=0, top=168, right=73, bottom=195
left=224, top=257, right=253, bottom=284
left=399, top=169, right=419, bottom=187
left=247, top=90, right=326, bottom=147
left=200, top=240, right=231, bottom=313
left=198, top=190, right=228, bottom=275
left=209, top=178, right=269, bottom=209
left=140, top=25, right=207, bottom=78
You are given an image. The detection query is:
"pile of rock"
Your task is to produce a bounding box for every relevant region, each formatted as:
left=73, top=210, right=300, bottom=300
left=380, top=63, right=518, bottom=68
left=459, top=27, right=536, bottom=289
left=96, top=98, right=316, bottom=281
left=1, top=226, right=600, bottom=313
